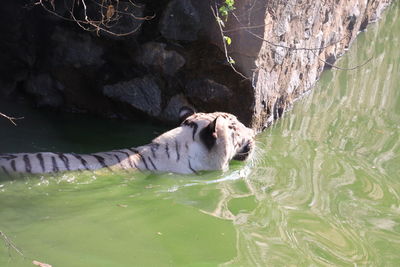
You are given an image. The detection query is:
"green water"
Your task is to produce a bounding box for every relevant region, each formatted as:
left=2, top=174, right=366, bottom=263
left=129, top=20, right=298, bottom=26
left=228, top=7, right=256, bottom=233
left=1, top=4, right=400, bottom=267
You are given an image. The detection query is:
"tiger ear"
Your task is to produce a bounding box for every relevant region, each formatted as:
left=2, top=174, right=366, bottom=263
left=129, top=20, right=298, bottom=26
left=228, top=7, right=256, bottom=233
left=179, top=106, right=195, bottom=123
left=199, top=117, right=218, bottom=150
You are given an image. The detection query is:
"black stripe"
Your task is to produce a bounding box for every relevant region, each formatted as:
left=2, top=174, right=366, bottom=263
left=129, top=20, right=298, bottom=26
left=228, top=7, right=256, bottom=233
left=147, top=157, right=157, bottom=170
left=72, top=154, right=90, bottom=170
left=137, top=152, right=149, bottom=170
left=175, top=140, right=180, bottom=162
left=128, top=148, right=139, bottom=154
left=58, top=153, right=70, bottom=171
left=10, top=160, right=16, bottom=172
left=1, top=166, right=10, bottom=176
left=188, top=160, right=198, bottom=174
left=116, top=151, right=135, bottom=169
left=113, top=154, right=124, bottom=169
left=127, top=149, right=140, bottom=168
left=182, top=121, right=198, bottom=140
left=23, top=155, right=32, bottom=173
left=51, top=156, right=59, bottom=172
left=113, top=154, right=120, bottom=162
left=0, top=154, right=17, bottom=160
left=165, top=143, right=170, bottom=158
left=150, top=143, right=160, bottom=158
left=132, top=160, right=139, bottom=169
left=141, top=155, right=149, bottom=170
left=92, top=155, right=108, bottom=169
left=129, top=148, right=148, bottom=170
left=37, top=153, right=45, bottom=172
left=192, top=124, right=198, bottom=140
left=231, top=132, right=237, bottom=147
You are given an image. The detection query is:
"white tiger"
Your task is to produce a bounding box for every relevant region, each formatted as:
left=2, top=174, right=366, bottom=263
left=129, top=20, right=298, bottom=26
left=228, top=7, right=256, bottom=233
left=0, top=108, right=255, bottom=176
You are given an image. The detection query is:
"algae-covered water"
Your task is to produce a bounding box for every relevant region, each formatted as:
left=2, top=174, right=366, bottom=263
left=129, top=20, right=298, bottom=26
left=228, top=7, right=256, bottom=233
left=1, top=3, right=399, bottom=266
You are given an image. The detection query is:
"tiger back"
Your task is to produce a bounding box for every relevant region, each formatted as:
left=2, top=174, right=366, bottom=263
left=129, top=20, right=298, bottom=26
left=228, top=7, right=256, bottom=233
left=0, top=108, right=255, bottom=176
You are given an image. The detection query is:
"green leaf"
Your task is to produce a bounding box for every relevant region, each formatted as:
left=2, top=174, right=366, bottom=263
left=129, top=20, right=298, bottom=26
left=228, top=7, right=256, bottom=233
left=225, top=0, right=235, bottom=7
left=228, top=56, right=235, bottom=64
left=219, top=6, right=228, bottom=16
left=224, top=36, right=232, bottom=45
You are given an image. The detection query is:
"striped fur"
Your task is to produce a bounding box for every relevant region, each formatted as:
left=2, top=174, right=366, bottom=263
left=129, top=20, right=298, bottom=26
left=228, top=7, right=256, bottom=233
left=0, top=109, right=255, bottom=176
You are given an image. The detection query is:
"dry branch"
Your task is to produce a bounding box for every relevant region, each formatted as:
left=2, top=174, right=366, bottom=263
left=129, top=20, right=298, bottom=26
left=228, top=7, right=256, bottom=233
left=312, top=50, right=373, bottom=71
left=0, top=230, right=24, bottom=257
left=35, top=0, right=154, bottom=37
left=1, top=231, right=53, bottom=266
left=0, top=112, right=23, bottom=126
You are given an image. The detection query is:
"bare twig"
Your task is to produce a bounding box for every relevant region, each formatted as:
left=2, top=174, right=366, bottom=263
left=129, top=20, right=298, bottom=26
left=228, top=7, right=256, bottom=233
left=312, top=50, right=373, bottom=71
left=210, top=5, right=249, bottom=80
left=0, top=231, right=25, bottom=258
left=1, top=231, right=53, bottom=266
left=223, top=23, right=270, bottom=33
left=0, top=112, right=23, bottom=126
left=90, top=0, right=154, bottom=21
left=35, top=0, right=154, bottom=37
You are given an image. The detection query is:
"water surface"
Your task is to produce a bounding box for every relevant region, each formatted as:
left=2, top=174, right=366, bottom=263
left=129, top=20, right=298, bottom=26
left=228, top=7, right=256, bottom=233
left=1, top=3, right=399, bottom=266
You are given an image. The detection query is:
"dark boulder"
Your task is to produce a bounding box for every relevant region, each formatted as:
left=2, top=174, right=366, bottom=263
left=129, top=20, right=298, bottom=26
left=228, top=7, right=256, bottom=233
left=134, top=42, right=185, bottom=76
left=0, top=81, right=19, bottom=98
left=25, top=74, right=64, bottom=108
left=103, top=76, right=162, bottom=116
left=51, top=26, right=104, bottom=68
left=159, top=0, right=201, bottom=41
left=185, top=78, right=232, bottom=109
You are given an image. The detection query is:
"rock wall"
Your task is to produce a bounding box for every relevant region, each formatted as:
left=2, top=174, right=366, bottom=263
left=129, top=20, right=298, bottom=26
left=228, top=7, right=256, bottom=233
left=247, top=0, right=392, bottom=130
left=0, top=0, right=391, bottom=129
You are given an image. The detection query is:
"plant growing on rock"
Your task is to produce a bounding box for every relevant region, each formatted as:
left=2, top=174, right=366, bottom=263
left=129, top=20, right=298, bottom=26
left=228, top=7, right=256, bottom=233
left=218, top=0, right=235, bottom=21
left=218, top=0, right=234, bottom=49
left=212, top=0, right=245, bottom=78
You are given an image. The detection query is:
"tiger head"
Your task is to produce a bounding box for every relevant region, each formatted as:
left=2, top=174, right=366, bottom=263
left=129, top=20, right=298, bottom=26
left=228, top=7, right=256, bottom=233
left=175, top=107, right=255, bottom=172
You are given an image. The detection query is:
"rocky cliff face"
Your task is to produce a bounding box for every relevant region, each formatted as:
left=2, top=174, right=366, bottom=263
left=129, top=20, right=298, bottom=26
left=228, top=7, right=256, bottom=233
left=246, top=0, right=391, bottom=130
left=0, top=0, right=391, bottom=129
